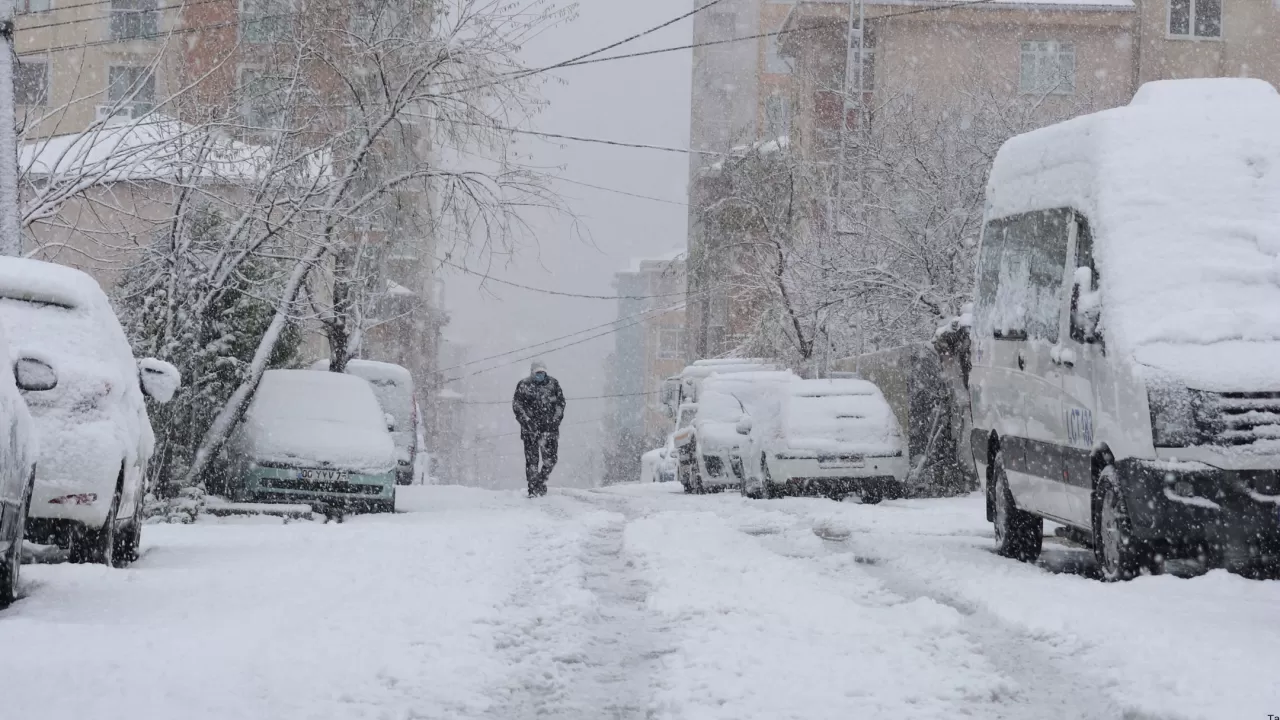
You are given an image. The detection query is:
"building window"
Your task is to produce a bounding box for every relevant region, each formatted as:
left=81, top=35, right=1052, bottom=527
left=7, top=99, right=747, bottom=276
left=1019, top=41, right=1075, bottom=95
left=107, top=66, right=155, bottom=107
left=241, top=0, right=294, bottom=44
left=110, top=0, right=158, bottom=41
left=349, top=0, right=398, bottom=43
left=764, top=94, right=791, bottom=139
left=239, top=67, right=291, bottom=130
left=18, top=0, right=51, bottom=12
left=657, top=328, right=686, bottom=360
left=765, top=34, right=792, bottom=74
left=1168, top=0, right=1221, bottom=38
left=14, top=60, right=48, bottom=105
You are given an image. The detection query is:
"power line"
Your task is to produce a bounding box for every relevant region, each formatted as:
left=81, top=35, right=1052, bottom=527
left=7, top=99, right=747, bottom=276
left=554, top=175, right=687, bottom=206
left=462, top=390, right=658, bottom=405
left=434, top=292, right=697, bottom=375
left=473, top=415, right=605, bottom=441
left=17, top=0, right=224, bottom=33
left=18, top=11, right=294, bottom=55
left=500, top=0, right=726, bottom=83
left=435, top=301, right=689, bottom=386
left=440, top=257, right=686, bottom=300
left=453, top=119, right=724, bottom=157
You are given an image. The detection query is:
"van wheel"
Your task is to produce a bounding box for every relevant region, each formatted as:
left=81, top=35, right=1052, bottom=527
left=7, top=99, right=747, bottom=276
left=0, top=477, right=33, bottom=608
left=992, top=451, right=1042, bottom=563
left=1094, top=466, right=1147, bottom=581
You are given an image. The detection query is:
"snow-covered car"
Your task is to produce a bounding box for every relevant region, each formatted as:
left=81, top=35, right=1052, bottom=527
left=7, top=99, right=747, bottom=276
left=0, top=326, right=44, bottom=607
left=659, top=358, right=784, bottom=420
left=675, top=370, right=799, bottom=493
left=640, top=439, right=677, bottom=484
left=227, top=369, right=398, bottom=512
left=0, top=259, right=179, bottom=567
left=970, top=78, right=1280, bottom=580
left=312, top=359, right=424, bottom=485
left=742, top=378, right=907, bottom=502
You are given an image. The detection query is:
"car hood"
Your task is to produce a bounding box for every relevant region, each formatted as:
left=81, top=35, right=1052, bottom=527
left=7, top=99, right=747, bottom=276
left=1134, top=341, right=1280, bottom=392
left=241, top=421, right=397, bottom=475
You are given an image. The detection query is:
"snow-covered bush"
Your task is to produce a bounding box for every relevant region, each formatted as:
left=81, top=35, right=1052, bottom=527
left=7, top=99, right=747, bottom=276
left=116, top=207, right=302, bottom=499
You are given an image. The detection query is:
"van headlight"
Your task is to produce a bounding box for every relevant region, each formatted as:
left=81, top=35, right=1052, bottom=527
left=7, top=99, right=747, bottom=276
left=1148, top=383, right=1211, bottom=447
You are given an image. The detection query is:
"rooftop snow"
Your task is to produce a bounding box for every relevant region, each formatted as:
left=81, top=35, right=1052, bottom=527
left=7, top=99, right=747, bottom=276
left=20, top=116, right=269, bottom=184
left=623, top=247, right=686, bottom=274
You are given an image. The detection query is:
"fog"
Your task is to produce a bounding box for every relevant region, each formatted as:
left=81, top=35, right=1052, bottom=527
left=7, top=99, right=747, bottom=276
left=441, top=0, right=693, bottom=490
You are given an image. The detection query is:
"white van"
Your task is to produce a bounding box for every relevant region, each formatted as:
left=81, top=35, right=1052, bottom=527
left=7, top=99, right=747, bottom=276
left=970, top=78, right=1280, bottom=580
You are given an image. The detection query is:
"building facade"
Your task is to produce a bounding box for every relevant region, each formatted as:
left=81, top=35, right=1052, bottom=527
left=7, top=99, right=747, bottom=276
left=604, top=251, right=686, bottom=483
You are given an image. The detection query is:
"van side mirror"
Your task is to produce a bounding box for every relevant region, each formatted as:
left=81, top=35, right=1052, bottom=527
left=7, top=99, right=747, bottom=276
left=14, top=357, right=57, bottom=392
left=1071, top=267, right=1103, bottom=344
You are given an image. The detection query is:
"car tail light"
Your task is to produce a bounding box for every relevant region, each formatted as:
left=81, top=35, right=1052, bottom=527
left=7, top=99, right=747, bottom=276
left=48, top=493, right=98, bottom=505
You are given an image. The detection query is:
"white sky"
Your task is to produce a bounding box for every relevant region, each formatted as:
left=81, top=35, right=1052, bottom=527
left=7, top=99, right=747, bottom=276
left=440, top=0, right=693, bottom=489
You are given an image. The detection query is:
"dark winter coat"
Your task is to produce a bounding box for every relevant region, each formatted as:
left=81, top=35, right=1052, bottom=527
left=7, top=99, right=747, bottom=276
left=512, top=375, right=567, bottom=433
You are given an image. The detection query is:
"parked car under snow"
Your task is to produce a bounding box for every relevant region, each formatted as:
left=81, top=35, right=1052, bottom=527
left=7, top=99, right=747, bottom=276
left=0, top=323, right=43, bottom=607
left=742, top=378, right=907, bottom=503
left=312, top=359, right=425, bottom=486
left=0, top=258, right=180, bottom=567
left=227, top=370, right=398, bottom=512
left=676, top=370, right=799, bottom=494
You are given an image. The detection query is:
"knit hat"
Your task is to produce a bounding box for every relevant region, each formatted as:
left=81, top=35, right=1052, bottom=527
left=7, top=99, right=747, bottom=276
left=530, top=359, right=548, bottom=374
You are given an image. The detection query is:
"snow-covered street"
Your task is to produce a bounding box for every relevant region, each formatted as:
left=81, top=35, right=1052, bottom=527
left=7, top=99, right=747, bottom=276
left=1, top=482, right=1275, bottom=720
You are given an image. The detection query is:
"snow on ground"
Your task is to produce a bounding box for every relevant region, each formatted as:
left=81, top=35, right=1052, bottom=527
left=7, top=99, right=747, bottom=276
left=0, top=481, right=1275, bottom=720
left=0, top=486, right=604, bottom=720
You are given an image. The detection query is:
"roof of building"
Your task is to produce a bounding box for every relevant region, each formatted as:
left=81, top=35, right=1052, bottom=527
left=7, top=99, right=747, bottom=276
left=20, top=115, right=270, bottom=184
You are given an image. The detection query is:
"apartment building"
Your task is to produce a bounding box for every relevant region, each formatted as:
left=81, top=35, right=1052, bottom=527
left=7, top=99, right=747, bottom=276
left=13, top=0, right=444, bottom=396
left=14, top=0, right=177, bottom=135
left=604, top=250, right=686, bottom=483
left=686, top=0, right=800, bottom=359
left=684, top=0, right=1280, bottom=362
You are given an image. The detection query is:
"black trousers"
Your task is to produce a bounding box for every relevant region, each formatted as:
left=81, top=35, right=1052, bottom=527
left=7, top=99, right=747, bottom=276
left=521, top=431, right=559, bottom=490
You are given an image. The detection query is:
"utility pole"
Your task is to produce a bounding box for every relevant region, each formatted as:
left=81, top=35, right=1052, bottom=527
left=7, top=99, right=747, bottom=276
left=0, top=5, right=18, bottom=257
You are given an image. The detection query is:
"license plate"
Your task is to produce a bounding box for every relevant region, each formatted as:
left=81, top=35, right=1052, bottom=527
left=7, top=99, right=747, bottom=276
left=819, top=457, right=864, bottom=469
left=299, top=468, right=346, bottom=482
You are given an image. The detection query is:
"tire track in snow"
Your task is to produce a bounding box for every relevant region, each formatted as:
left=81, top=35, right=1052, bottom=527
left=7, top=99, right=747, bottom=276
left=734, top=500, right=1131, bottom=720
left=483, top=491, right=669, bottom=720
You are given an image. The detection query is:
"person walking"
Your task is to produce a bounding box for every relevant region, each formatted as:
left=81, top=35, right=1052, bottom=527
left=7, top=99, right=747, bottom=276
left=512, top=360, right=566, bottom=497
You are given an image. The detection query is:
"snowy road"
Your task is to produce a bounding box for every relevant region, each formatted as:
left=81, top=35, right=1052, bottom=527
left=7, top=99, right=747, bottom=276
left=1, top=483, right=1277, bottom=720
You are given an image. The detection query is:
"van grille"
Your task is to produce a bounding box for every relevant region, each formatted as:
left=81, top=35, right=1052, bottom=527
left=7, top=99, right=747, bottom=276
left=1200, top=392, right=1280, bottom=446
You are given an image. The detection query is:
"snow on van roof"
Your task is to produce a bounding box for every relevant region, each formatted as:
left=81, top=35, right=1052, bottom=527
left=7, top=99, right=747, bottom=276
left=985, top=78, right=1280, bottom=365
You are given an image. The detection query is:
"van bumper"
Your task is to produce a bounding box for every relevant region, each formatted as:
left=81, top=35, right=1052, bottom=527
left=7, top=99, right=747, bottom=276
left=1116, top=459, right=1280, bottom=567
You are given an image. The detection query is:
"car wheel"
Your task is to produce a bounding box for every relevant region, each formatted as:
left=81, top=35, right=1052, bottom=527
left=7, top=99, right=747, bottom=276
left=860, top=488, right=883, bottom=505
left=1093, top=466, right=1147, bottom=582
left=759, top=453, right=781, bottom=500
left=992, top=450, right=1042, bottom=563
left=113, top=504, right=142, bottom=568
left=70, top=490, right=120, bottom=566
left=0, top=477, right=33, bottom=608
